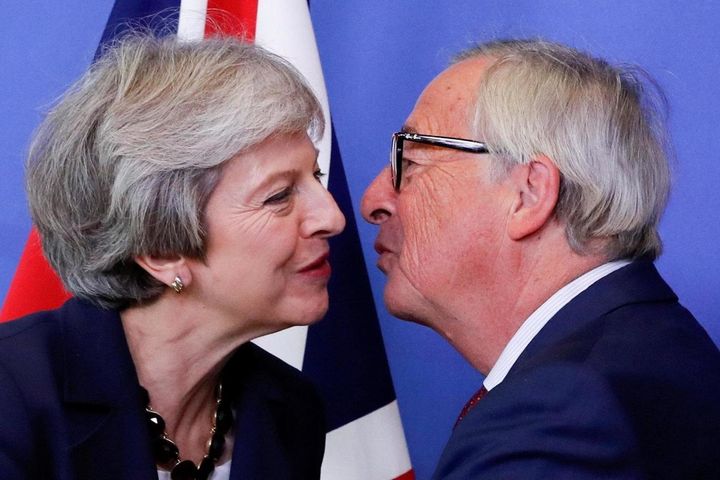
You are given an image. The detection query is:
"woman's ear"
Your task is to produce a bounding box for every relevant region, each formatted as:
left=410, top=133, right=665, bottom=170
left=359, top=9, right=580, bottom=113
left=134, top=254, right=192, bottom=291
left=507, top=155, right=561, bottom=241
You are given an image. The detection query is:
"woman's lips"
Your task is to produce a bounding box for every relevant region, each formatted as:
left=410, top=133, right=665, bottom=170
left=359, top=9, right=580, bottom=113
left=298, top=254, right=331, bottom=278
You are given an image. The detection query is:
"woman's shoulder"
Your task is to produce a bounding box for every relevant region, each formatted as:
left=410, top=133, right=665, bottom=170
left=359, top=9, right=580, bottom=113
left=0, top=304, right=69, bottom=423
left=0, top=297, right=100, bottom=345
left=0, top=306, right=64, bottom=353
left=229, top=342, right=315, bottom=389
left=0, top=298, right=116, bottom=386
left=224, top=342, right=324, bottom=412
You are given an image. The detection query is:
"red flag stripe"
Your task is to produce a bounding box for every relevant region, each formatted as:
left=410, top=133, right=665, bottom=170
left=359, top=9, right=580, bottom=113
left=0, top=229, right=70, bottom=322
left=394, top=470, right=416, bottom=480
left=205, top=0, right=258, bottom=41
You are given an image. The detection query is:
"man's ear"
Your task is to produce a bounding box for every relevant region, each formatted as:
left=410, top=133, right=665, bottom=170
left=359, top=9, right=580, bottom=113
left=134, top=254, right=192, bottom=290
left=507, top=155, right=560, bottom=241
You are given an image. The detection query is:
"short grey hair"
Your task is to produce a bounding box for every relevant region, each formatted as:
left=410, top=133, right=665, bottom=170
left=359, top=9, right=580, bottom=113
left=26, top=33, right=324, bottom=308
left=456, top=39, right=670, bottom=260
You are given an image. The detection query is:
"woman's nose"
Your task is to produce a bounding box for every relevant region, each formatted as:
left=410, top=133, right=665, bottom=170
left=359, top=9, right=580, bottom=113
left=303, top=183, right=346, bottom=238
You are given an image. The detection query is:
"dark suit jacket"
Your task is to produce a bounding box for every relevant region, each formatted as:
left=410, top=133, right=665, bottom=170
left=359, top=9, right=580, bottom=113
left=0, top=298, right=326, bottom=479
left=434, top=261, right=720, bottom=479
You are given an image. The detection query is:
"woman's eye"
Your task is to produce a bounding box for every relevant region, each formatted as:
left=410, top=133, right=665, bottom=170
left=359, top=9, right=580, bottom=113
left=264, top=187, right=293, bottom=205
left=313, top=169, right=326, bottom=182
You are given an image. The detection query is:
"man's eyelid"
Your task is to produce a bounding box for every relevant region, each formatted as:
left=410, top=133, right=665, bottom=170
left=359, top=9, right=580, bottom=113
left=402, top=150, right=428, bottom=166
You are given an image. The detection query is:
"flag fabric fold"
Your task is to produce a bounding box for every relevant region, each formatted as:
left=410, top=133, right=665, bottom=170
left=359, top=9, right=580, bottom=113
left=1, top=1, right=414, bottom=478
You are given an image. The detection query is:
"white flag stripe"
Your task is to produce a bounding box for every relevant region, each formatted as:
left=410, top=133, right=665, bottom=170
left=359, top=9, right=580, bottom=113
left=178, top=0, right=208, bottom=41
left=322, top=401, right=412, bottom=479
left=255, top=0, right=332, bottom=184
left=252, top=325, right=308, bottom=371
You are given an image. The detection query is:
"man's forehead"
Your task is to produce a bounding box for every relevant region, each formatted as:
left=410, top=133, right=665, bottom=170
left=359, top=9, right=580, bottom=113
left=405, top=57, right=490, bottom=137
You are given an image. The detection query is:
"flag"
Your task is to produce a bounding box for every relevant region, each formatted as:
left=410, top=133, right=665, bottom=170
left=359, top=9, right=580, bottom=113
left=0, top=1, right=414, bottom=478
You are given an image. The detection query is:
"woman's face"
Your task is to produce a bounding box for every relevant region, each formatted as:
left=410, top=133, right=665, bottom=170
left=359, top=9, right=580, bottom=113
left=188, top=133, right=345, bottom=335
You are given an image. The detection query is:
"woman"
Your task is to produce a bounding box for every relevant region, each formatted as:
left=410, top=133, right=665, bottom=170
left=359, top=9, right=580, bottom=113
left=0, top=33, right=344, bottom=479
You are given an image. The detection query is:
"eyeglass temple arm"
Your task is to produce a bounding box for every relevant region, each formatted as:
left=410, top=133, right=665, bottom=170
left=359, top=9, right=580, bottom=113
left=402, top=133, right=489, bottom=153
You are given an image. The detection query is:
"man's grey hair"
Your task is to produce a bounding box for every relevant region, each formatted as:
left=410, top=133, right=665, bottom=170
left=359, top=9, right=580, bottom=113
left=456, top=39, right=670, bottom=260
left=26, top=33, right=324, bottom=308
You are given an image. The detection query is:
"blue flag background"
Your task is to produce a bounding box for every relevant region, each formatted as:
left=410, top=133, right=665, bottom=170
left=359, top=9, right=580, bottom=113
left=3, top=2, right=720, bottom=478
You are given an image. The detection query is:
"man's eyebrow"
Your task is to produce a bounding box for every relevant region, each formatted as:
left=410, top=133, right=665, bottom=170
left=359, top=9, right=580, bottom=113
left=400, top=125, right=418, bottom=134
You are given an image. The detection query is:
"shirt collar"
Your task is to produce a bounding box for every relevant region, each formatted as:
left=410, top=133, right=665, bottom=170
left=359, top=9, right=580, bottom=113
left=483, top=260, right=631, bottom=391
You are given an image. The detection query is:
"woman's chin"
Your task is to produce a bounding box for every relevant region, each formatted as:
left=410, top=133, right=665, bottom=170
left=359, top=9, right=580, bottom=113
left=295, top=303, right=330, bottom=327
left=276, top=294, right=329, bottom=329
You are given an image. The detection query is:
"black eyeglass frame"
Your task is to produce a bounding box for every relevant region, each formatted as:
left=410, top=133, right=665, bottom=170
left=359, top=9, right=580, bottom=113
left=390, top=132, right=490, bottom=191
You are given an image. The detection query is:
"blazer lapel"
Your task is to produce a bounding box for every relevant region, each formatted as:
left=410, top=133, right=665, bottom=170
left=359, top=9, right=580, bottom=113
left=512, top=260, right=678, bottom=372
left=60, top=299, right=157, bottom=480
left=226, top=344, right=293, bottom=480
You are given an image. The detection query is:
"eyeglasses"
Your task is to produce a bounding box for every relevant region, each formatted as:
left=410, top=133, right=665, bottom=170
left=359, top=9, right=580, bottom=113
left=390, top=132, right=490, bottom=191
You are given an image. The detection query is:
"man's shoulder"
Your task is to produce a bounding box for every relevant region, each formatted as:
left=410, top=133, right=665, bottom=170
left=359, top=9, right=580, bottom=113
left=470, top=295, right=720, bottom=479
left=514, top=291, right=720, bottom=426
left=438, top=258, right=720, bottom=479
left=437, top=363, right=642, bottom=479
left=521, top=260, right=720, bottom=376
left=534, top=282, right=720, bottom=383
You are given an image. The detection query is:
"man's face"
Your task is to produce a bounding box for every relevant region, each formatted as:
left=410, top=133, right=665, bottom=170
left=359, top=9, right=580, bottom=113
left=361, top=58, right=516, bottom=330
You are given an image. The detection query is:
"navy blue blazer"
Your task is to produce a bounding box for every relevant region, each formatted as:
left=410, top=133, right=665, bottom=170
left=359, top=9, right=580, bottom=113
left=434, top=261, right=720, bottom=479
left=0, top=298, right=326, bottom=479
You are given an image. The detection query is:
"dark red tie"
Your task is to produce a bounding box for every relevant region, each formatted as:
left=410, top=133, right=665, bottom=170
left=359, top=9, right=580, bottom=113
left=454, top=386, right=488, bottom=428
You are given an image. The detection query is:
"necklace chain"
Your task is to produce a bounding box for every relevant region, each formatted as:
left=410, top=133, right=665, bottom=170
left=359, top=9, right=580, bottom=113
left=142, top=383, right=234, bottom=480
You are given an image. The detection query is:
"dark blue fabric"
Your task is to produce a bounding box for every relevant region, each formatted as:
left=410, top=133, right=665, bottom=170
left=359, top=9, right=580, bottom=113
left=433, top=261, right=720, bottom=479
left=0, top=299, right=325, bottom=479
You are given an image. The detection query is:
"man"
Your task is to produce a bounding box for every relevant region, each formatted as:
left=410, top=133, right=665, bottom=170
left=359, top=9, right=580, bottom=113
left=361, top=39, right=720, bottom=479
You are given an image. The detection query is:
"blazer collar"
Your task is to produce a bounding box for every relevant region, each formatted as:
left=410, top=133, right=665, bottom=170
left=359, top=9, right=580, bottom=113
left=58, top=299, right=156, bottom=479
left=224, top=343, right=296, bottom=479
left=60, top=298, right=140, bottom=408
left=512, top=260, right=677, bottom=371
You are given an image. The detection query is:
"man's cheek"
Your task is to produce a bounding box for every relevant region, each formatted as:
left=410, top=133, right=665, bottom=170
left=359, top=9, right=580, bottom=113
left=399, top=223, right=446, bottom=295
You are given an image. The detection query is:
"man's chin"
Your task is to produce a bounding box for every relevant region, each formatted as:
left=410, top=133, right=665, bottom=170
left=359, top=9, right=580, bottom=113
left=383, top=287, right=430, bottom=326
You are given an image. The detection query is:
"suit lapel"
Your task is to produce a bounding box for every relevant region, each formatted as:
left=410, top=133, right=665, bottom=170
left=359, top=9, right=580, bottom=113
left=226, top=344, right=293, bottom=480
left=60, top=299, right=156, bottom=479
left=511, top=261, right=677, bottom=374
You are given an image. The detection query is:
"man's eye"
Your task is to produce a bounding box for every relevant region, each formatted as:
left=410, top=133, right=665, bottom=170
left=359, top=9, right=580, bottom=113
left=313, top=169, right=326, bottom=182
left=403, top=159, right=418, bottom=172
left=264, top=187, right=292, bottom=205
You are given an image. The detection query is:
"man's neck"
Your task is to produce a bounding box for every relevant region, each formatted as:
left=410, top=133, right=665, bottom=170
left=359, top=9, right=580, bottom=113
left=441, top=235, right=607, bottom=375
left=483, top=258, right=631, bottom=390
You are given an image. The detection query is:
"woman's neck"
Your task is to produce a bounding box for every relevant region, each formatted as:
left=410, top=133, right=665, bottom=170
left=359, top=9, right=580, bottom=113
left=120, top=293, right=247, bottom=465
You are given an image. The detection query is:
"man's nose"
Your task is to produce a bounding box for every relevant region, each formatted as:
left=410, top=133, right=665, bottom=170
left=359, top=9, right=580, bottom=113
left=361, top=166, right=396, bottom=225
